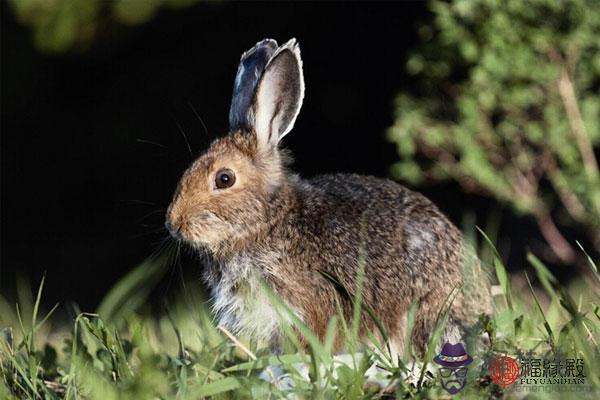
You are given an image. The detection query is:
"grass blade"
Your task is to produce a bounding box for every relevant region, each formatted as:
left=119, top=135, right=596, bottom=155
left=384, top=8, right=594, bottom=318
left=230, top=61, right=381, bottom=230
left=524, top=272, right=555, bottom=346
left=477, top=226, right=513, bottom=310
left=188, top=376, right=241, bottom=397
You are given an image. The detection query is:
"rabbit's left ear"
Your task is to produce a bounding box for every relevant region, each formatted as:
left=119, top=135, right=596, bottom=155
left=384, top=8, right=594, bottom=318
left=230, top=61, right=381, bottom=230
left=253, top=39, right=305, bottom=148
left=229, top=39, right=278, bottom=132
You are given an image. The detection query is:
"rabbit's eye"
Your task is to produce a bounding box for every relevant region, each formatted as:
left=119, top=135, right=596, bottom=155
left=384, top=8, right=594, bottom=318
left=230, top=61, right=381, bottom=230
left=215, top=168, right=236, bottom=189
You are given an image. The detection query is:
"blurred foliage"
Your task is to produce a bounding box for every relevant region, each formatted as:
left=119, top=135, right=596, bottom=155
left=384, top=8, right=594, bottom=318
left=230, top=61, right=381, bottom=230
left=388, top=0, right=600, bottom=264
left=1, top=238, right=599, bottom=398
left=7, top=0, right=202, bottom=53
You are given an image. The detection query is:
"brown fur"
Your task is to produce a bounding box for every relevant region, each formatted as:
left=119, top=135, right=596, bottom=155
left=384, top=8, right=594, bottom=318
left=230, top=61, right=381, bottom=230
left=167, top=131, right=491, bottom=354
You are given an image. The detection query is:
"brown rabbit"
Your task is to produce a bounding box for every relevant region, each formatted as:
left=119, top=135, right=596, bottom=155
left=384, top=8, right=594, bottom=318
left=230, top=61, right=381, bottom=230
left=165, top=38, right=491, bottom=355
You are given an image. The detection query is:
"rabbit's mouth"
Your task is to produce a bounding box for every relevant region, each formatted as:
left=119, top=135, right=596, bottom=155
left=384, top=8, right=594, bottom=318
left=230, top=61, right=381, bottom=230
left=171, top=212, right=226, bottom=248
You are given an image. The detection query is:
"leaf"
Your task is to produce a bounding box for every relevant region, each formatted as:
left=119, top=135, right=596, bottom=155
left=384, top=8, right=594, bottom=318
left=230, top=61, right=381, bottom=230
left=97, top=254, right=170, bottom=322
left=188, top=376, right=242, bottom=397
left=524, top=272, right=555, bottom=346
left=527, top=252, right=558, bottom=298
left=222, top=354, right=307, bottom=373
left=577, top=241, right=600, bottom=285
left=403, top=300, right=418, bottom=364
left=477, top=227, right=514, bottom=310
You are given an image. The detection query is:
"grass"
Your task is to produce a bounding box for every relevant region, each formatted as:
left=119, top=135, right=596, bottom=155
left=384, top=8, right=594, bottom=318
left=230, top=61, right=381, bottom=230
left=0, top=234, right=599, bottom=399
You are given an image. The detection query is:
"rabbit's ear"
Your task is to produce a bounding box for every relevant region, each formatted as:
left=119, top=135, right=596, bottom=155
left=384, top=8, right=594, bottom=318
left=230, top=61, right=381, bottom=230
left=229, top=39, right=279, bottom=132
left=253, top=38, right=305, bottom=148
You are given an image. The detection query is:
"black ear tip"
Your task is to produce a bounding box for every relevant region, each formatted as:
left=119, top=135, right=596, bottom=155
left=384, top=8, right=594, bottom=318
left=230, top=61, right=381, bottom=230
left=240, top=39, right=278, bottom=61
left=257, top=38, right=278, bottom=48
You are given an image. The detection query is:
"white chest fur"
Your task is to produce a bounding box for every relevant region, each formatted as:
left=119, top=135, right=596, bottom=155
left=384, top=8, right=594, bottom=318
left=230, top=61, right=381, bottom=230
left=207, top=253, right=297, bottom=346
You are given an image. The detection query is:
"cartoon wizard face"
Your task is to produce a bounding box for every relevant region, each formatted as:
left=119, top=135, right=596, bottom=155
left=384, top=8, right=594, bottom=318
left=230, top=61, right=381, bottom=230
left=433, top=342, right=473, bottom=394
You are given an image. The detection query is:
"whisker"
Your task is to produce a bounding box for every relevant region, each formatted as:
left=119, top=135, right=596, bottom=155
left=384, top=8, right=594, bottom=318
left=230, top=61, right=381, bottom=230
left=129, top=226, right=168, bottom=240
left=175, top=241, right=204, bottom=324
left=188, top=100, right=210, bottom=137
left=170, top=114, right=193, bottom=157
left=161, top=239, right=182, bottom=300
left=135, top=209, right=167, bottom=224
left=148, top=235, right=173, bottom=260
left=118, top=199, right=158, bottom=206
left=136, top=138, right=167, bottom=149
left=177, top=244, right=189, bottom=296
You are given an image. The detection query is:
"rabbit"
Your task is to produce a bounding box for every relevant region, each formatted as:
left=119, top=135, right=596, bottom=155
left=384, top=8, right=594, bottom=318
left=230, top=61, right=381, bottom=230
left=165, top=38, right=492, bottom=355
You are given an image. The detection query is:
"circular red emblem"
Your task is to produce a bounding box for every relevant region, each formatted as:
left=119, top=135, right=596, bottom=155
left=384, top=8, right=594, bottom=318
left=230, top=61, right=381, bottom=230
left=489, top=356, right=520, bottom=387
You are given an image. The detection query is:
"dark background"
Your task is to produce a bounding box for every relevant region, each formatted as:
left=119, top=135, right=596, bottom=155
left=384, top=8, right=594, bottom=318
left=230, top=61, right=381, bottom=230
left=2, top=1, right=549, bottom=311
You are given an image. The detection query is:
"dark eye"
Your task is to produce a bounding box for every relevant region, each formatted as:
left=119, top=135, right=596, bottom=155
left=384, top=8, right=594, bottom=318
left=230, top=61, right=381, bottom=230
left=215, top=168, right=236, bottom=189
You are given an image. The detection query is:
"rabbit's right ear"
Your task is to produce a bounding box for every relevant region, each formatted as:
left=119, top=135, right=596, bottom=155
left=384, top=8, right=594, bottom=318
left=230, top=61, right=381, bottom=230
left=253, top=39, right=305, bottom=149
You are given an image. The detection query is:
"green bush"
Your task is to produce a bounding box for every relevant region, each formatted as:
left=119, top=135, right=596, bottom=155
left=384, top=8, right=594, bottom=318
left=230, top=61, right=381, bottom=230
left=388, top=0, right=600, bottom=263
left=7, top=0, right=201, bottom=53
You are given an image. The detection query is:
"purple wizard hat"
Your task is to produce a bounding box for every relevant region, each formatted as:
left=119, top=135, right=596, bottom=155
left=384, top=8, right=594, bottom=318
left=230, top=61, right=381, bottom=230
left=433, top=342, right=473, bottom=367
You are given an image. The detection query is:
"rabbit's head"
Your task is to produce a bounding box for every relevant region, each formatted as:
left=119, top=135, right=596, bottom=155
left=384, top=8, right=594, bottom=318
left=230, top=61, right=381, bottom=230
left=165, top=39, right=304, bottom=252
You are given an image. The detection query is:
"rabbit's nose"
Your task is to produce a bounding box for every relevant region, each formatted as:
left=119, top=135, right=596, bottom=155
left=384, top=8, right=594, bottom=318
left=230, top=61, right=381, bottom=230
left=165, top=218, right=182, bottom=239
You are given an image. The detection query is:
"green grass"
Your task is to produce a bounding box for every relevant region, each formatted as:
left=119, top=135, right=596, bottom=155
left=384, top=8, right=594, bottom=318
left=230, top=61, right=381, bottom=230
left=1, top=236, right=599, bottom=399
